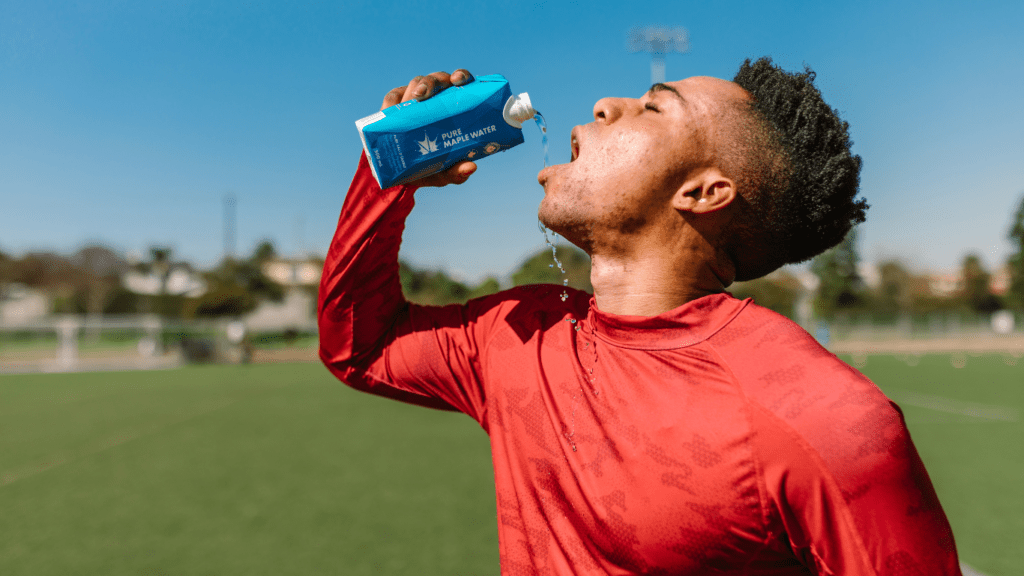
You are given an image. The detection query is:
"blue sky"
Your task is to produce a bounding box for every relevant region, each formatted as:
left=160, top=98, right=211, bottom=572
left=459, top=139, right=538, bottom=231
left=2, top=0, right=1022, bottom=283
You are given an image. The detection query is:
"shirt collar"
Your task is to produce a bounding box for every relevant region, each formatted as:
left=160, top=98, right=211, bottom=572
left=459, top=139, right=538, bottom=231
left=587, top=292, right=749, bottom=350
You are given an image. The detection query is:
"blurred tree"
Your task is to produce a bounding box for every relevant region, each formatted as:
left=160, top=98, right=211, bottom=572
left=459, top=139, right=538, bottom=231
left=9, top=252, right=79, bottom=312
left=468, top=277, right=501, bottom=301
left=0, top=247, right=132, bottom=316
left=140, top=246, right=175, bottom=316
left=72, top=244, right=128, bottom=317
left=398, top=262, right=504, bottom=306
left=811, top=228, right=866, bottom=318
left=961, top=254, right=1001, bottom=313
left=400, top=262, right=470, bottom=305
left=511, top=244, right=593, bottom=293
left=0, top=248, right=13, bottom=282
left=730, top=270, right=800, bottom=319
left=190, top=241, right=284, bottom=318
left=1007, top=193, right=1024, bottom=310
left=10, top=251, right=77, bottom=290
left=251, top=239, right=277, bottom=264
left=875, top=259, right=914, bottom=315
left=188, top=285, right=258, bottom=317
left=102, top=287, right=143, bottom=315
left=148, top=246, right=172, bottom=280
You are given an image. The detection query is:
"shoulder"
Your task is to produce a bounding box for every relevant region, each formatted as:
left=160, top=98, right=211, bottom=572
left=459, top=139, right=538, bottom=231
left=708, top=300, right=901, bottom=475
left=462, top=284, right=586, bottom=321
left=415, top=284, right=586, bottom=344
left=707, top=303, right=958, bottom=573
left=713, top=303, right=926, bottom=515
left=708, top=300, right=859, bottom=392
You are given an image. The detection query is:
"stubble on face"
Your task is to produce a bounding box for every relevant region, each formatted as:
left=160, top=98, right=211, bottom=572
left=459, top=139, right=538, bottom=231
left=538, top=170, right=598, bottom=253
left=538, top=139, right=667, bottom=256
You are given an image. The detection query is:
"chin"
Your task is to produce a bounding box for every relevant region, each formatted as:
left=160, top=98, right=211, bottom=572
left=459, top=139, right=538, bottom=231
left=538, top=204, right=593, bottom=254
left=537, top=196, right=562, bottom=233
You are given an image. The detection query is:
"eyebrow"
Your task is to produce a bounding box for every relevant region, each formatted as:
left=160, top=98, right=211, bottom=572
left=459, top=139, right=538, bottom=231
left=647, top=83, right=687, bottom=106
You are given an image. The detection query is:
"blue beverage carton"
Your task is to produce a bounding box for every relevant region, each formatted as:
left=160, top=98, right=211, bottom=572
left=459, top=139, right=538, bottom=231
left=355, top=74, right=535, bottom=188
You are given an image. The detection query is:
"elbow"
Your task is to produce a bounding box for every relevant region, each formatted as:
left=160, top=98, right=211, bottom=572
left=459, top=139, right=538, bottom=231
left=317, top=299, right=356, bottom=373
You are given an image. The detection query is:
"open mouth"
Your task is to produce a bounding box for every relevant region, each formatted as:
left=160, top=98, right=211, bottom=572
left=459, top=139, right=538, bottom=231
left=570, top=128, right=580, bottom=162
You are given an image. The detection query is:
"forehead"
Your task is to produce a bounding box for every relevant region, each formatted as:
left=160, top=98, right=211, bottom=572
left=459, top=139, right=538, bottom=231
left=659, top=76, right=751, bottom=108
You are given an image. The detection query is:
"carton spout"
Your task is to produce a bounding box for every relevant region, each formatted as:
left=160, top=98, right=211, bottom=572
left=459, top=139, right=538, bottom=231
left=503, top=93, right=536, bottom=129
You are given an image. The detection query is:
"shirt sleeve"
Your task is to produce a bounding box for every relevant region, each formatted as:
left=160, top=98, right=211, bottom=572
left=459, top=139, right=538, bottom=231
left=317, top=153, right=498, bottom=424
left=748, top=398, right=963, bottom=576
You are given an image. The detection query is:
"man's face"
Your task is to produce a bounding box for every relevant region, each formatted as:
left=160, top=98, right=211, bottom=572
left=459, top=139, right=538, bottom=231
left=537, top=76, right=748, bottom=254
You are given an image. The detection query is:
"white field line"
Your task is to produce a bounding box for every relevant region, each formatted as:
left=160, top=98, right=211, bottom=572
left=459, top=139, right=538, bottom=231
left=960, top=561, right=993, bottom=576
left=886, top=389, right=1020, bottom=422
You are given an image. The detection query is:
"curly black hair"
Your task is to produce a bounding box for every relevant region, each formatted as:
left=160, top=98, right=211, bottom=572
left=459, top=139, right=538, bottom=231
left=721, top=57, right=867, bottom=281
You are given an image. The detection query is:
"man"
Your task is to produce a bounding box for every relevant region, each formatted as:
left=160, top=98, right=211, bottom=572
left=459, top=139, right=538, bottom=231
left=319, top=59, right=962, bottom=574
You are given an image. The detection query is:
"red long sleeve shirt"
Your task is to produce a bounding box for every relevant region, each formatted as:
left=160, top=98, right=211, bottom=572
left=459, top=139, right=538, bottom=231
left=319, top=153, right=962, bottom=575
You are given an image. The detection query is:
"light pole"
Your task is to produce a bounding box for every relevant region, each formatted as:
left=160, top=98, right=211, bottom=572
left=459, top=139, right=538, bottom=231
left=627, top=26, right=690, bottom=85
left=224, top=193, right=237, bottom=261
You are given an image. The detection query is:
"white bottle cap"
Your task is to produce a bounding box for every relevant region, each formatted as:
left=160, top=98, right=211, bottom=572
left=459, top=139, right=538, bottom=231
left=503, top=92, right=536, bottom=129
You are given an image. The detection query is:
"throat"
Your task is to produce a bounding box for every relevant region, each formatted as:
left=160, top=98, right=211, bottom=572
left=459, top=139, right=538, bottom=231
left=589, top=254, right=726, bottom=317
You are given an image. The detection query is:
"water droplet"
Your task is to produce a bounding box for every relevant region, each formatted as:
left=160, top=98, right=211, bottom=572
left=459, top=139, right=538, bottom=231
left=538, top=221, right=572, bottom=304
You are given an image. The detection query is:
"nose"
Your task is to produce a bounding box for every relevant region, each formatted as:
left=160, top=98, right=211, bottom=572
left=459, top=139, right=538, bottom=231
left=593, top=97, right=625, bottom=123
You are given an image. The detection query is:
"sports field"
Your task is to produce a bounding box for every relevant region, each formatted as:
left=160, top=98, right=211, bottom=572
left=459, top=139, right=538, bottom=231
left=0, top=355, right=1020, bottom=575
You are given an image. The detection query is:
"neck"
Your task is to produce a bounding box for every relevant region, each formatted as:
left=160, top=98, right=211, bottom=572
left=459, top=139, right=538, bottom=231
left=589, top=236, right=730, bottom=317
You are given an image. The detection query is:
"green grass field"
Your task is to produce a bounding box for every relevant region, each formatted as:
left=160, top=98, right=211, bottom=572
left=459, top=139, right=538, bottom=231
left=0, top=356, right=1020, bottom=575
left=0, top=364, right=498, bottom=575
left=844, top=354, right=1024, bottom=576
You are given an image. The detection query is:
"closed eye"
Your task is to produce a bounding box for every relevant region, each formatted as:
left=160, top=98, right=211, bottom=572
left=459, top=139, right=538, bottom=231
left=644, top=102, right=660, bottom=113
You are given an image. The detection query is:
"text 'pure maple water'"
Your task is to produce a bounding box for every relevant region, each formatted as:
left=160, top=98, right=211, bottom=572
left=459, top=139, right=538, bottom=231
left=355, top=74, right=537, bottom=189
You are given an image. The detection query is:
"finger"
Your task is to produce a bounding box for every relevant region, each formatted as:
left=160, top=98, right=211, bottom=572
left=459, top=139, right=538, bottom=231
left=418, top=161, right=477, bottom=188
left=449, top=160, right=477, bottom=181
left=401, top=76, right=426, bottom=104
left=386, top=70, right=469, bottom=110
left=450, top=69, right=474, bottom=86
left=380, top=85, right=407, bottom=110
left=411, top=71, right=454, bottom=101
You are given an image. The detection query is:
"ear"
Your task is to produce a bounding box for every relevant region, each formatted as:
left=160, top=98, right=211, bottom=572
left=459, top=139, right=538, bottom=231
left=672, top=168, right=737, bottom=214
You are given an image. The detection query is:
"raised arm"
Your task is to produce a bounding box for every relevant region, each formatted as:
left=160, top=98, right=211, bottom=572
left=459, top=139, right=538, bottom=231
left=318, top=69, right=487, bottom=413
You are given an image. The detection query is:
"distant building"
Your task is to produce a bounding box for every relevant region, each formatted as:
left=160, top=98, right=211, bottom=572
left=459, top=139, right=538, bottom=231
left=261, top=258, right=322, bottom=287
left=856, top=262, right=881, bottom=290
left=989, top=265, right=1011, bottom=296
left=926, top=272, right=963, bottom=298
left=243, top=288, right=316, bottom=332
left=122, top=264, right=207, bottom=297
left=922, top=266, right=1009, bottom=298
left=0, top=284, right=50, bottom=325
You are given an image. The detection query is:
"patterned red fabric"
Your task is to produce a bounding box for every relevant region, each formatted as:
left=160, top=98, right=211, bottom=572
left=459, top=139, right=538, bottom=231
left=319, top=153, right=963, bottom=575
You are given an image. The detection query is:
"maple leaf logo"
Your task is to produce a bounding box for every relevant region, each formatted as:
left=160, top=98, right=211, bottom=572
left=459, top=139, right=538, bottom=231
left=417, top=132, right=438, bottom=155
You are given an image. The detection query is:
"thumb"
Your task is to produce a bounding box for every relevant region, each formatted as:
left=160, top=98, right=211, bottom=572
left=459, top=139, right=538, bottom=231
left=453, top=161, right=477, bottom=182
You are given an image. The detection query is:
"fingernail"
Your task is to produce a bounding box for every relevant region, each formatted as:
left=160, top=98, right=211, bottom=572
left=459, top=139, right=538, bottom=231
left=414, top=83, right=428, bottom=97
